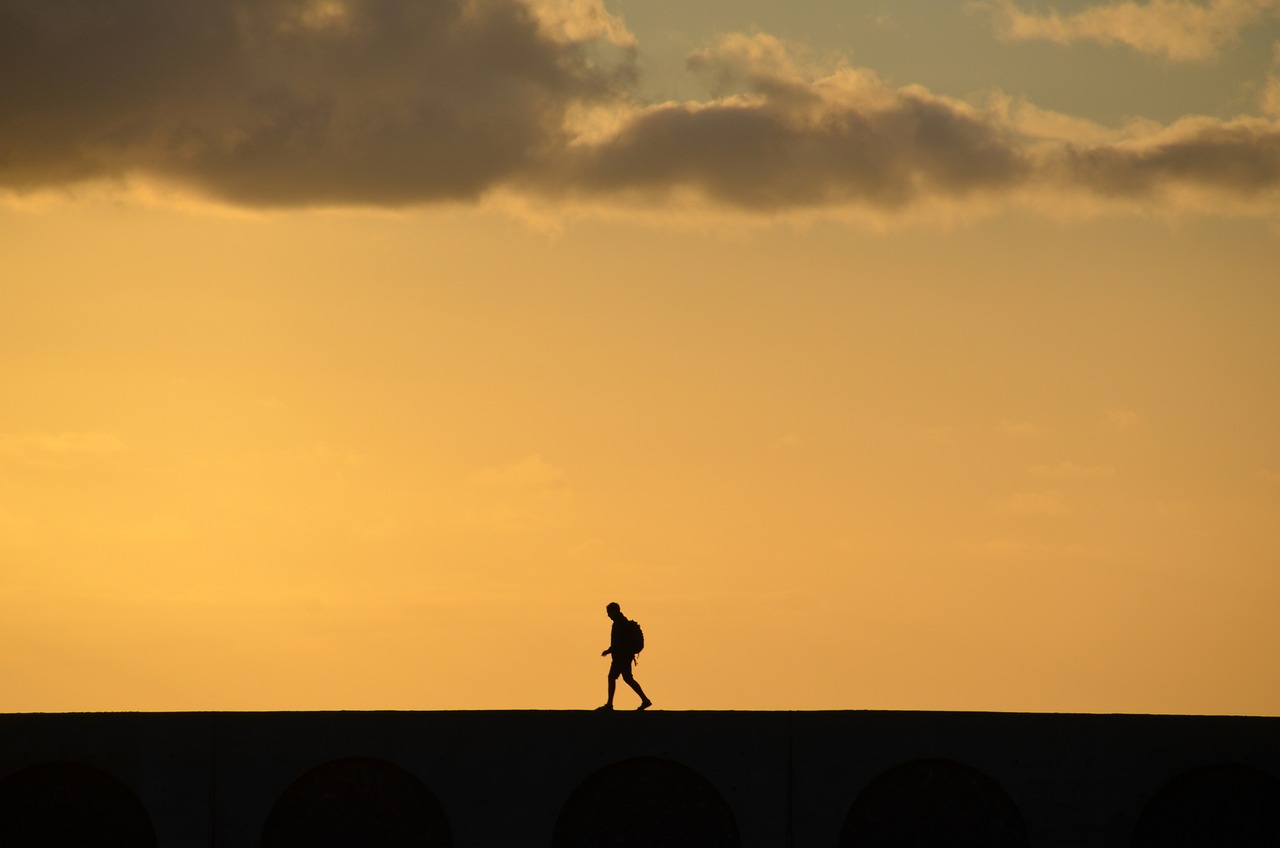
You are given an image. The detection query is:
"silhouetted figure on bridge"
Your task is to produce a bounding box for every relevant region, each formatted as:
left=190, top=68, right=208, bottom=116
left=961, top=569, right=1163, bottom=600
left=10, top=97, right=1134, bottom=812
left=597, top=602, right=652, bottom=711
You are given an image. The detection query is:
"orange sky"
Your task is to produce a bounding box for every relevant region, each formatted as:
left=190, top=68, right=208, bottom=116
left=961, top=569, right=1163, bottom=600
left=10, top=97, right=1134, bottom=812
left=2, top=0, right=1279, bottom=715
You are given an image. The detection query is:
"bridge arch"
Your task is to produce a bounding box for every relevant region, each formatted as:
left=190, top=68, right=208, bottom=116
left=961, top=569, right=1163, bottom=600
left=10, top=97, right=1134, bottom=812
left=0, top=760, right=157, bottom=847
left=840, top=757, right=1029, bottom=847
left=1132, top=762, right=1280, bottom=848
left=261, top=756, right=452, bottom=848
left=553, top=756, right=741, bottom=848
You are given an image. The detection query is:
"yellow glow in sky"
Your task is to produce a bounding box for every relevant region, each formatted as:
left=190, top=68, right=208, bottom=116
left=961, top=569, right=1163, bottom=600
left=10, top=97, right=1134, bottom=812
left=2, top=0, right=1279, bottom=715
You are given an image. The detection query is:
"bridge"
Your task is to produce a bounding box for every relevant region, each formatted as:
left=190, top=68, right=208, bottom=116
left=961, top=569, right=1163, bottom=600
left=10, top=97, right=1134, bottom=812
left=1, top=710, right=1277, bottom=846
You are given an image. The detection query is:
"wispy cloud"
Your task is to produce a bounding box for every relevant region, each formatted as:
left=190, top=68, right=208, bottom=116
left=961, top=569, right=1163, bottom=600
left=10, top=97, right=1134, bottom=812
left=0, top=432, right=128, bottom=467
left=914, top=425, right=959, bottom=445
left=998, top=491, right=1073, bottom=516
left=1030, top=461, right=1116, bottom=479
left=1264, top=42, right=1280, bottom=115
left=528, top=0, right=635, bottom=47
left=1000, top=420, right=1041, bottom=437
left=964, top=537, right=1099, bottom=558
left=771, top=432, right=803, bottom=450
left=467, top=454, right=570, bottom=491
left=462, top=455, right=572, bottom=532
left=977, top=0, right=1280, bottom=62
left=2, top=2, right=1279, bottom=220
left=1102, top=409, right=1144, bottom=431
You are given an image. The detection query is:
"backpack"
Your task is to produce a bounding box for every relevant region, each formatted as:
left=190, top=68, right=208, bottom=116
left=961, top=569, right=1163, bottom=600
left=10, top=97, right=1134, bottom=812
left=621, top=618, right=645, bottom=656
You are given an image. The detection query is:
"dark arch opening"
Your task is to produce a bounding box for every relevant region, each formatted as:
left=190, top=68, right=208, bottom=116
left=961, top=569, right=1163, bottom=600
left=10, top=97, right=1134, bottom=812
left=552, top=756, right=741, bottom=848
left=840, top=757, right=1030, bottom=848
left=261, top=756, right=452, bottom=848
left=0, top=761, right=157, bottom=848
left=1132, top=763, right=1280, bottom=848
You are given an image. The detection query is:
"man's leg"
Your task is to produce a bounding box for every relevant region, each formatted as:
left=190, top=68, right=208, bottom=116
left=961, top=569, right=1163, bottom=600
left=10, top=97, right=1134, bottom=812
left=620, top=664, right=652, bottom=710
left=598, top=664, right=620, bottom=710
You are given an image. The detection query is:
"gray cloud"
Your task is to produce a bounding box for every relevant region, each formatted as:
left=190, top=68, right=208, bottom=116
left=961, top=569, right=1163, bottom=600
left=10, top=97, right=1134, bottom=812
left=0, top=0, right=625, bottom=205
left=1064, top=119, right=1280, bottom=197
left=976, top=0, right=1280, bottom=62
left=559, top=81, right=1033, bottom=210
left=2, top=4, right=1278, bottom=216
left=554, top=34, right=1280, bottom=211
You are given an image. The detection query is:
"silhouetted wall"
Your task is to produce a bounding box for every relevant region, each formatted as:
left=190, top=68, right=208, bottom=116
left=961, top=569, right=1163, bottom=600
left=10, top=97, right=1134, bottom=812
left=1, top=710, right=1277, bottom=847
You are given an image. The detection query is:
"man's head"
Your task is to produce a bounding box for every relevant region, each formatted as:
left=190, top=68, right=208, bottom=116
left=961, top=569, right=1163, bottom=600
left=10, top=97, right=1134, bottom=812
left=606, top=602, right=621, bottom=620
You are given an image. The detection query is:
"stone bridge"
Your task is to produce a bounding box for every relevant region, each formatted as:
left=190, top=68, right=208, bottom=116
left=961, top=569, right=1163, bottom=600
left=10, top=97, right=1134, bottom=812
left=1, top=710, right=1277, bottom=846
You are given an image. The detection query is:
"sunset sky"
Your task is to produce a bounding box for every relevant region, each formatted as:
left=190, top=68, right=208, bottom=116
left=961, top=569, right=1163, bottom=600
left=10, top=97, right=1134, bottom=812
left=2, top=0, right=1278, bottom=715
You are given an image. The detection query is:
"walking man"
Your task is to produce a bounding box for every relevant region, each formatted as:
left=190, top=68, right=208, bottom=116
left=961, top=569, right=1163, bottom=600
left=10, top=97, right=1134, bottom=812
left=598, top=601, right=652, bottom=711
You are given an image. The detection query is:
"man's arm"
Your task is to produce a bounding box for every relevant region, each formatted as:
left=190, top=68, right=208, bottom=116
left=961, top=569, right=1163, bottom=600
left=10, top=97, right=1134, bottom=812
left=601, top=647, right=612, bottom=656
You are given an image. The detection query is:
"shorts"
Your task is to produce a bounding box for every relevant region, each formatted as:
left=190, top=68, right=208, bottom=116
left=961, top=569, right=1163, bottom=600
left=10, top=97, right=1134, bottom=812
left=608, top=653, right=636, bottom=679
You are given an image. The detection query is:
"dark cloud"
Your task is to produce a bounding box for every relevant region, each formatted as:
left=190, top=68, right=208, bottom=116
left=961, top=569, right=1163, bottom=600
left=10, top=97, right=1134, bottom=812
left=536, top=33, right=1042, bottom=210
left=560, top=81, right=1033, bottom=210
left=555, top=37, right=1280, bottom=211
left=0, top=0, right=622, bottom=205
left=1, top=4, right=1278, bottom=215
left=1065, top=120, right=1280, bottom=198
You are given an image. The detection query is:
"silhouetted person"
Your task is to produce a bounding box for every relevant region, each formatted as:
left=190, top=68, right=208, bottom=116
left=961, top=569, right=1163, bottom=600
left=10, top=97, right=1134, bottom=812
left=597, top=602, right=652, bottom=711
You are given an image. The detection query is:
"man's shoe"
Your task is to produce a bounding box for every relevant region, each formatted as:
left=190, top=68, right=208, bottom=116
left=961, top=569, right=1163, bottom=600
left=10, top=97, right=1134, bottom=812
left=637, top=699, right=653, bottom=711
left=595, top=704, right=613, bottom=711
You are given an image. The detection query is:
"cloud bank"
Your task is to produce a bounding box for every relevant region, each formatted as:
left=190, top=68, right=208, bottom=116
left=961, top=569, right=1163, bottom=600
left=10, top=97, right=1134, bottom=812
left=979, top=0, right=1280, bottom=61
left=0, top=0, right=629, bottom=204
left=2, top=0, right=1279, bottom=219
